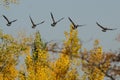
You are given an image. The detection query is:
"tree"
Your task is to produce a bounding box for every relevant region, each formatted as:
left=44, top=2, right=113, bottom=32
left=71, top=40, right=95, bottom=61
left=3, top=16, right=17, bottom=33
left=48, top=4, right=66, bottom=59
left=0, top=29, right=29, bottom=80
left=0, top=25, right=119, bottom=80
left=81, top=40, right=117, bottom=80
left=1, top=0, right=19, bottom=8
left=51, top=25, right=81, bottom=80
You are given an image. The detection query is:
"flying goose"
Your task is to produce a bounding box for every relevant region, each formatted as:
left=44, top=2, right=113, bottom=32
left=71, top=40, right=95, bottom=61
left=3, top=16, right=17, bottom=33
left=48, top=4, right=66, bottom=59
left=3, top=15, right=17, bottom=26
left=96, top=22, right=117, bottom=32
left=68, top=17, right=85, bottom=29
left=50, top=12, right=64, bottom=27
left=29, top=16, right=44, bottom=28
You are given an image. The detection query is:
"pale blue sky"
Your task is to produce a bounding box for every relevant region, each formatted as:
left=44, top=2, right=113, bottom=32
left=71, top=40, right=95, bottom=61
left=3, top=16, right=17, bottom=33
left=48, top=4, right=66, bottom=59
left=0, top=0, right=120, bottom=51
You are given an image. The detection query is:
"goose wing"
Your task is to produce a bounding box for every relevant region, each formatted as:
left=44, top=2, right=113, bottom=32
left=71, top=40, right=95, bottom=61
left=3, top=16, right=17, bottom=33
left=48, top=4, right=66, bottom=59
left=56, top=17, right=64, bottom=23
left=50, top=12, right=55, bottom=23
left=11, top=19, right=17, bottom=23
left=36, top=21, right=45, bottom=25
left=77, top=24, right=86, bottom=27
left=29, top=16, right=35, bottom=25
left=107, top=28, right=117, bottom=30
left=96, top=22, right=106, bottom=30
left=3, top=15, right=9, bottom=23
left=68, top=17, right=76, bottom=27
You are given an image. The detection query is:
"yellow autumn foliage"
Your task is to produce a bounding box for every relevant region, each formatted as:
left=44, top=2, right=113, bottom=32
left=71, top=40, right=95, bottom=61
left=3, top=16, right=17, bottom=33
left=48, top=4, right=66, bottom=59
left=51, top=25, right=81, bottom=80
left=82, top=40, right=111, bottom=80
left=0, top=31, right=30, bottom=80
left=63, top=25, right=81, bottom=57
left=0, top=25, right=113, bottom=80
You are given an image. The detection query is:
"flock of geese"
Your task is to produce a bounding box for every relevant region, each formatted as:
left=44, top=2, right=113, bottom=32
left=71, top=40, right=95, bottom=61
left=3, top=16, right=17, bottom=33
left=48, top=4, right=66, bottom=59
left=2, top=12, right=117, bottom=32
